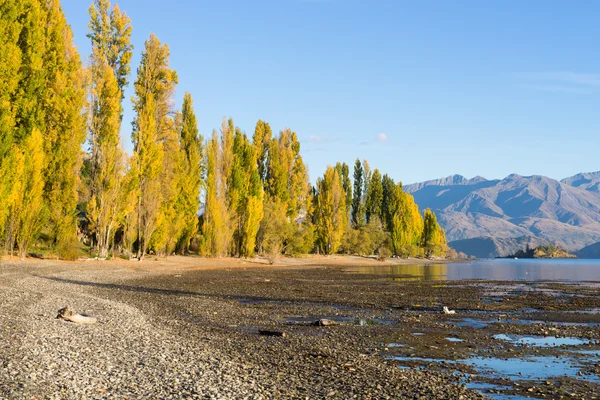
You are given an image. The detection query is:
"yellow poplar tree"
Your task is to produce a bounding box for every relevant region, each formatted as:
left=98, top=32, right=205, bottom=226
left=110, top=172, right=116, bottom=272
left=87, top=51, right=124, bottom=258
left=315, top=166, right=347, bottom=254
left=42, top=0, right=88, bottom=257
left=201, top=131, right=231, bottom=256
left=16, top=129, right=46, bottom=259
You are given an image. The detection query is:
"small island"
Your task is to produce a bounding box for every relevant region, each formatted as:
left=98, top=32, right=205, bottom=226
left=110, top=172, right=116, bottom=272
left=506, top=244, right=576, bottom=259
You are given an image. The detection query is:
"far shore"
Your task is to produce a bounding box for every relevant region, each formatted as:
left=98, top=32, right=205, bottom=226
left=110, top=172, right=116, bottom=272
left=0, top=253, right=452, bottom=273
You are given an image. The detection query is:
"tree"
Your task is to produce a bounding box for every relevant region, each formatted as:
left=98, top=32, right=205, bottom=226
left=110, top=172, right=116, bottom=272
left=87, top=51, right=125, bottom=258
left=315, top=166, right=347, bottom=254
left=381, top=174, right=396, bottom=231
left=200, top=131, right=231, bottom=256
left=42, top=0, right=88, bottom=257
left=252, top=120, right=272, bottom=182
left=176, top=92, right=203, bottom=253
left=230, top=128, right=263, bottom=257
left=15, top=129, right=46, bottom=259
left=335, top=162, right=352, bottom=219
left=130, top=33, right=177, bottom=259
left=87, top=0, right=133, bottom=96
left=422, top=208, right=447, bottom=257
left=389, top=184, right=423, bottom=257
left=351, top=159, right=365, bottom=227
left=365, top=169, right=383, bottom=223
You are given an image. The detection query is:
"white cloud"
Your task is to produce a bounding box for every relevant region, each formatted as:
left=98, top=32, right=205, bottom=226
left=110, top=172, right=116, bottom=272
left=308, top=135, right=328, bottom=143
left=376, top=133, right=388, bottom=143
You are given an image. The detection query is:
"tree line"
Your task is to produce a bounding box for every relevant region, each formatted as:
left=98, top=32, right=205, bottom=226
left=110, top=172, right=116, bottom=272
left=0, top=0, right=447, bottom=260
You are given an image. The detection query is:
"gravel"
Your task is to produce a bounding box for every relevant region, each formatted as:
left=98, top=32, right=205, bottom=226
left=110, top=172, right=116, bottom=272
left=0, top=259, right=483, bottom=399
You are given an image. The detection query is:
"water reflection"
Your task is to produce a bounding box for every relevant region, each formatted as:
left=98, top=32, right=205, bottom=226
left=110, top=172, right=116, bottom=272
left=344, top=259, right=600, bottom=281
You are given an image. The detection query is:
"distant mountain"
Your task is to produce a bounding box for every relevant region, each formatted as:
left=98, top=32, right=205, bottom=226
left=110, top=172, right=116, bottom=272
left=405, top=173, right=600, bottom=251
left=449, top=236, right=548, bottom=259
left=561, top=172, right=600, bottom=195
left=575, top=241, right=600, bottom=259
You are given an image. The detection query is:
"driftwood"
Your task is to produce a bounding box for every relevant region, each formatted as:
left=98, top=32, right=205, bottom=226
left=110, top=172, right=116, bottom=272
left=56, top=306, right=97, bottom=324
left=258, top=330, right=286, bottom=337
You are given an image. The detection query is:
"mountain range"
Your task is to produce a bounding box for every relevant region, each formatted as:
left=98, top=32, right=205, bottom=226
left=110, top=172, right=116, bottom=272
left=404, top=172, right=600, bottom=257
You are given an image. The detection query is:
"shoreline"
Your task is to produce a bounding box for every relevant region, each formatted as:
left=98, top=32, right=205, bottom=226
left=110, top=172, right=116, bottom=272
left=1, top=257, right=598, bottom=399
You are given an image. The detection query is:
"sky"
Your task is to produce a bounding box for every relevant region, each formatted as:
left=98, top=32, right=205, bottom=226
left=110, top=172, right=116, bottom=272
left=61, top=0, right=600, bottom=185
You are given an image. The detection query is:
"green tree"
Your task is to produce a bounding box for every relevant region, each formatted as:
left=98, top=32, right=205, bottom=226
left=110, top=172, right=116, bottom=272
left=365, top=169, right=383, bottom=223
left=351, top=159, right=365, bottom=227
left=177, top=92, right=203, bottom=253
left=230, top=128, right=263, bottom=257
left=381, top=174, right=396, bottom=231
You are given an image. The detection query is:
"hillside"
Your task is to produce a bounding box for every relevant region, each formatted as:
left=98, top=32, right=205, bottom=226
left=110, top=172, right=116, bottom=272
left=561, top=172, right=600, bottom=195
left=405, top=173, right=600, bottom=251
left=448, top=236, right=548, bottom=259
left=575, top=241, right=600, bottom=259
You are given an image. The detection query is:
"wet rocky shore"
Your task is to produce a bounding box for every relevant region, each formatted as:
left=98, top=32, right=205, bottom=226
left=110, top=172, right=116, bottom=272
left=1, top=258, right=598, bottom=399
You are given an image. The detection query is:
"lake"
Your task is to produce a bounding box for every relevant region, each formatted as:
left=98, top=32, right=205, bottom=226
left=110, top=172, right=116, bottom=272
left=344, top=258, right=600, bottom=281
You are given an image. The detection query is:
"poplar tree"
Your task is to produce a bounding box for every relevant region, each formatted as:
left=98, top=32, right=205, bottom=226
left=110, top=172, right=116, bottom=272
left=87, top=51, right=124, bottom=258
left=389, top=184, right=424, bottom=256
left=230, top=129, right=263, bottom=257
left=0, top=1, right=24, bottom=246
left=252, top=120, right=272, bottom=181
left=131, top=34, right=177, bottom=258
left=130, top=93, right=163, bottom=260
left=422, top=208, right=447, bottom=256
left=177, top=92, right=203, bottom=252
left=201, top=131, right=231, bottom=256
left=86, top=0, right=132, bottom=257
left=381, top=174, right=396, bottom=231
left=1, top=0, right=47, bottom=255
left=335, top=162, right=352, bottom=219
left=365, top=169, right=383, bottom=223
left=42, top=0, right=87, bottom=257
left=315, top=166, right=347, bottom=254
left=15, top=129, right=46, bottom=259
left=87, top=0, right=133, bottom=96
left=351, top=159, right=365, bottom=227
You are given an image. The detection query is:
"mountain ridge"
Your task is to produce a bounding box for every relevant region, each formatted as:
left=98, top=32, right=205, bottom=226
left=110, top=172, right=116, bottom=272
left=404, top=171, right=600, bottom=251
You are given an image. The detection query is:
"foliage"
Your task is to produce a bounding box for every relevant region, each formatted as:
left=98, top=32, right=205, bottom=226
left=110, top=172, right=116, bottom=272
left=314, top=166, right=347, bottom=254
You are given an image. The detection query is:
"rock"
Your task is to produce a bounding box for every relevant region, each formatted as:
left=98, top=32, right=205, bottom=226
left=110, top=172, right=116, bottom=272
left=311, top=319, right=336, bottom=326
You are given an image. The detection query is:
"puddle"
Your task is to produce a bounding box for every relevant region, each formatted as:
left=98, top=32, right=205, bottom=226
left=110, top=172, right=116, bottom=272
left=455, top=318, right=489, bottom=329
left=461, top=356, right=600, bottom=382
left=493, top=334, right=591, bottom=347
left=446, top=337, right=464, bottom=342
left=412, top=332, right=425, bottom=336
left=286, top=316, right=391, bottom=326
left=386, top=343, right=405, bottom=348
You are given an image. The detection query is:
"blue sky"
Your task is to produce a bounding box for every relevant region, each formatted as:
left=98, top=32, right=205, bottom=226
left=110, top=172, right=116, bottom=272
left=61, top=0, right=600, bottom=185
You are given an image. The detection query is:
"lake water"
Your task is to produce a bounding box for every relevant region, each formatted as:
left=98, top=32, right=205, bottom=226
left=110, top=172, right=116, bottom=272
left=343, top=259, right=600, bottom=281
